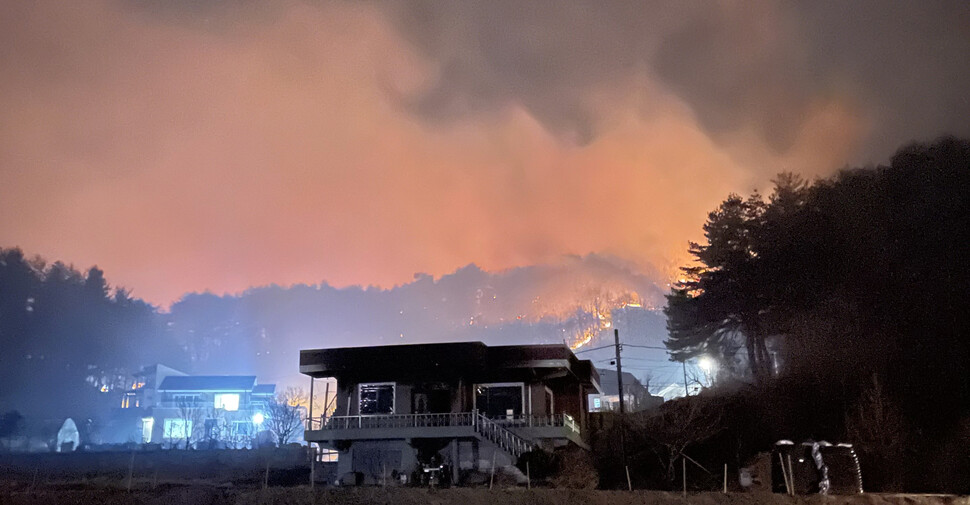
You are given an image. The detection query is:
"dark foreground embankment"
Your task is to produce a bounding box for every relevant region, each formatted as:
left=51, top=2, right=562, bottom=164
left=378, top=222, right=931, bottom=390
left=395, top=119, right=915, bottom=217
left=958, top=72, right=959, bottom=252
left=2, top=487, right=969, bottom=505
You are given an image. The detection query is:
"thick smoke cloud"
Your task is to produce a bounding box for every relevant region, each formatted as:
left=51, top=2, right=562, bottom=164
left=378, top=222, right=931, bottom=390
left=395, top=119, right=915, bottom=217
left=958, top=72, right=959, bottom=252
left=0, top=0, right=966, bottom=306
left=382, top=0, right=970, bottom=161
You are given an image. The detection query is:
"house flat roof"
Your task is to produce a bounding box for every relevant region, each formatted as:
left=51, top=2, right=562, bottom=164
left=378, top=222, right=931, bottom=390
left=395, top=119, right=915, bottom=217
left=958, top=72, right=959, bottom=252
left=299, top=341, right=601, bottom=392
left=157, top=375, right=257, bottom=392
left=252, top=384, right=276, bottom=396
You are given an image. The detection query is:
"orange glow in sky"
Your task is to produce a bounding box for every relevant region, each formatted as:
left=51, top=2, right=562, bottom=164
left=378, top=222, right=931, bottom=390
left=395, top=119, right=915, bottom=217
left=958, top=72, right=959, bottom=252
left=3, top=1, right=962, bottom=306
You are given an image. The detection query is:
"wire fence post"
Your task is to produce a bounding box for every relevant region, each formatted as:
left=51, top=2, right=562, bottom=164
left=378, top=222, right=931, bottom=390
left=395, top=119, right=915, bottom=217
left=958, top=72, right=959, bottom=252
left=489, top=451, right=496, bottom=489
left=625, top=465, right=632, bottom=491
left=126, top=451, right=135, bottom=492
left=788, top=454, right=795, bottom=496
left=526, top=461, right=531, bottom=489
left=264, top=459, right=270, bottom=489
left=779, top=453, right=791, bottom=496
left=723, top=463, right=728, bottom=493
left=682, top=457, right=687, bottom=497
left=310, top=445, right=315, bottom=490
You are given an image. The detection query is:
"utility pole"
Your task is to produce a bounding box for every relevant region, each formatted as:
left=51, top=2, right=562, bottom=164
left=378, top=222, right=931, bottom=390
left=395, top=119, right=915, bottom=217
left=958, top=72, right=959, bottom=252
left=683, top=360, right=689, bottom=397
left=614, top=328, right=627, bottom=470
left=614, top=329, right=625, bottom=414
left=322, top=380, right=331, bottom=424
left=308, top=376, right=315, bottom=428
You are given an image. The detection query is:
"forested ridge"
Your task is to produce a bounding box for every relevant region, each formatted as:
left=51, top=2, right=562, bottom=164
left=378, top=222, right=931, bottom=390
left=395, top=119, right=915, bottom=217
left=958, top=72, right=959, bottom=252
left=663, top=136, right=970, bottom=492
left=0, top=255, right=182, bottom=420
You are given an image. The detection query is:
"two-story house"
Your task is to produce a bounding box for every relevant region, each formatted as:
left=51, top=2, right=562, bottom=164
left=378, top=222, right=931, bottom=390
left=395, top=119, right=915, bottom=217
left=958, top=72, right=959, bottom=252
left=146, top=375, right=276, bottom=447
left=300, top=341, right=601, bottom=484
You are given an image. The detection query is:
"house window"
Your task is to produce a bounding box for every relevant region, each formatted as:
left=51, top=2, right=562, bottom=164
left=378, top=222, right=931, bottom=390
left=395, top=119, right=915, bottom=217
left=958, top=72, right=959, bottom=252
left=204, top=418, right=220, bottom=439
left=163, top=418, right=192, bottom=439
left=121, top=392, right=137, bottom=408
left=359, top=383, right=395, bottom=415
left=232, top=421, right=253, bottom=435
left=593, top=397, right=602, bottom=409
left=172, top=394, right=200, bottom=405
left=317, top=449, right=338, bottom=462
left=214, top=393, right=240, bottom=411
left=141, top=417, right=154, bottom=443
left=475, top=383, right=524, bottom=418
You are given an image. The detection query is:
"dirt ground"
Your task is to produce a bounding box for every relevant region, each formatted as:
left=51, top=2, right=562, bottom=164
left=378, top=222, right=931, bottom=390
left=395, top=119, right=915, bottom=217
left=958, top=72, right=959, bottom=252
left=2, top=486, right=969, bottom=505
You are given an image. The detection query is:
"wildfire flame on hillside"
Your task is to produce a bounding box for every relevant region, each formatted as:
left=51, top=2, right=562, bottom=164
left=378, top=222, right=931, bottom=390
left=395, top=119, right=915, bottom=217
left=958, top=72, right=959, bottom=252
left=565, top=293, right=648, bottom=350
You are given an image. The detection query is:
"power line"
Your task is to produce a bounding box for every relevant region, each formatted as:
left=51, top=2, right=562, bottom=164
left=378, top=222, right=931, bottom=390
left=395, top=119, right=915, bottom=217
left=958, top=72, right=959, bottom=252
left=622, top=344, right=668, bottom=350
left=599, top=356, right=672, bottom=364
left=574, top=342, right=668, bottom=354
left=572, top=344, right=617, bottom=354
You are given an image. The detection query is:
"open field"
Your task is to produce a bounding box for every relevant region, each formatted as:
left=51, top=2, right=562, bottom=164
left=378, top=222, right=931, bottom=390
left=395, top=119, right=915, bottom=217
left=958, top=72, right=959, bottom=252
left=2, top=486, right=969, bottom=505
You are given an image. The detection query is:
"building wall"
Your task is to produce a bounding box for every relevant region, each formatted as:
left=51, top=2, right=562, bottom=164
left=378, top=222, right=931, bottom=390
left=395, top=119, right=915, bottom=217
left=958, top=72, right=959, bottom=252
left=547, top=382, right=585, bottom=429
left=334, top=437, right=518, bottom=485
left=336, top=439, right=418, bottom=483
left=147, top=391, right=267, bottom=445
left=395, top=383, right=412, bottom=415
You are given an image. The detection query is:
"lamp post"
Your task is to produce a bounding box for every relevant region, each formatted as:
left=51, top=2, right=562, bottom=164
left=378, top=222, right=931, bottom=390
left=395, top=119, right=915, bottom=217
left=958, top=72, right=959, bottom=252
left=698, top=356, right=716, bottom=387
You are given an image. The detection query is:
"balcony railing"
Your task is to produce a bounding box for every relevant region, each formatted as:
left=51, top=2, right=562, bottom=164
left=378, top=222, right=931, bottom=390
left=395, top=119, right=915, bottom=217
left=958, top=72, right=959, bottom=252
left=155, top=401, right=261, bottom=410
left=496, top=413, right=580, bottom=434
left=306, top=411, right=579, bottom=434
left=309, top=411, right=475, bottom=430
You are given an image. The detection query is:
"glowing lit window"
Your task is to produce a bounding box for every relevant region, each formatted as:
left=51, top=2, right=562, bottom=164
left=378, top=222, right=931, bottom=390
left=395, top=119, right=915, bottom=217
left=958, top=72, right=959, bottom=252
left=214, top=393, right=240, bottom=411
left=317, top=449, right=339, bottom=462
left=121, top=392, right=138, bottom=408
left=142, top=417, right=154, bottom=443
left=163, top=418, right=192, bottom=439
left=593, top=397, right=602, bottom=409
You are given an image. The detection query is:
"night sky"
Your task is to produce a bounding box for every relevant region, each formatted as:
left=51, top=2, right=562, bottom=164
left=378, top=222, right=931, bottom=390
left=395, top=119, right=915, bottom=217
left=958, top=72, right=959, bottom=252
left=2, top=1, right=968, bottom=305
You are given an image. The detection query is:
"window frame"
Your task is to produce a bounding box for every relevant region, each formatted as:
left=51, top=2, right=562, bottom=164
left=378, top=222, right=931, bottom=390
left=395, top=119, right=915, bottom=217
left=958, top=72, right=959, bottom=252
left=544, top=385, right=555, bottom=416
left=172, top=393, right=201, bottom=405
left=231, top=420, right=253, bottom=436
left=163, top=418, right=192, bottom=439
left=141, top=417, right=154, bottom=443
left=357, top=382, right=396, bottom=416
left=213, top=393, right=240, bottom=411
left=473, top=382, right=526, bottom=418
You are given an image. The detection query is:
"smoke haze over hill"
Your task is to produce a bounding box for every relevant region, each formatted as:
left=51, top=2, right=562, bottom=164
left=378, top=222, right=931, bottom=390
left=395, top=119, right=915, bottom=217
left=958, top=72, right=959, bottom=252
left=166, top=254, right=670, bottom=388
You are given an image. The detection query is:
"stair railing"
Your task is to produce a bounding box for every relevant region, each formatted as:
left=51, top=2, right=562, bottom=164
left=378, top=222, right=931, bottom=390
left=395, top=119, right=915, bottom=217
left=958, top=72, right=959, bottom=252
left=473, top=410, right=535, bottom=458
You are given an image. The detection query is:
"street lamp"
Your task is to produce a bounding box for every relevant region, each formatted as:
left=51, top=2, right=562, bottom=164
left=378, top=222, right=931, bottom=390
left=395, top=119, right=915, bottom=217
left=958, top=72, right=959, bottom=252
left=698, top=356, right=716, bottom=386
left=252, top=412, right=264, bottom=425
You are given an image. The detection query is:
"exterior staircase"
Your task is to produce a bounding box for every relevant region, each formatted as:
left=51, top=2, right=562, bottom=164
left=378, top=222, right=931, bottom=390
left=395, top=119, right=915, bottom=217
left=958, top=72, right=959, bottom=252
left=307, top=410, right=573, bottom=460
left=473, top=412, right=535, bottom=459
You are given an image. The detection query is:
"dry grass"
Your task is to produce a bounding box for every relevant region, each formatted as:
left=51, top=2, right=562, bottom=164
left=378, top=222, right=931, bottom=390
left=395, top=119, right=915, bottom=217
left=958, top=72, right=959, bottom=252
left=3, top=486, right=970, bottom=505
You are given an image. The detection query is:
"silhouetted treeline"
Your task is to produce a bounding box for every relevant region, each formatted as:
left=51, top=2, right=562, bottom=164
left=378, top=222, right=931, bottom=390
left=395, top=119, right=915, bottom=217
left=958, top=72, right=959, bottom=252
left=665, top=136, right=970, bottom=492
left=0, top=251, right=667, bottom=425
left=0, top=251, right=184, bottom=421
left=164, top=257, right=667, bottom=381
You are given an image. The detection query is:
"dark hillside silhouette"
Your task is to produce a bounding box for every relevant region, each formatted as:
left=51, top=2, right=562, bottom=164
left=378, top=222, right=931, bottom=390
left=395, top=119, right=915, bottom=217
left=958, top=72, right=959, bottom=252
left=666, top=136, right=970, bottom=492
left=0, top=251, right=669, bottom=425
left=0, top=250, right=183, bottom=421
left=164, top=256, right=668, bottom=380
